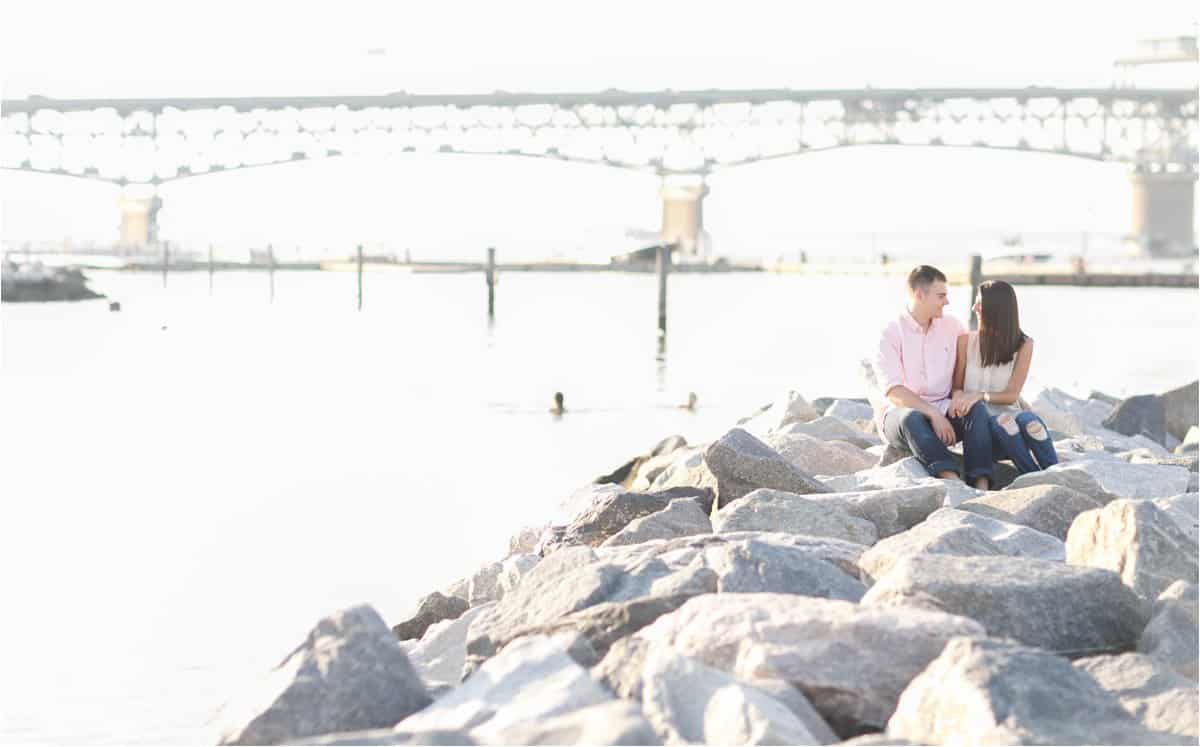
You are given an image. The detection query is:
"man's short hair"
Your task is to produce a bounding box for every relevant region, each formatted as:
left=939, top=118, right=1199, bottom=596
left=907, top=265, right=947, bottom=292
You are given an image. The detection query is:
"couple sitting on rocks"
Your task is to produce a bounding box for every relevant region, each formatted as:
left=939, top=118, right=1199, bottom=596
left=871, top=264, right=1058, bottom=490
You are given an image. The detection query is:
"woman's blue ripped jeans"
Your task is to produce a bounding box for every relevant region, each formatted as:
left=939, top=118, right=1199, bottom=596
left=988, top=410, right=1058, bottom=474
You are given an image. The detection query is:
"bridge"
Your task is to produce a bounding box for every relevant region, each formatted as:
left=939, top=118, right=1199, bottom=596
left=3, top=87, right=1197, bottom=255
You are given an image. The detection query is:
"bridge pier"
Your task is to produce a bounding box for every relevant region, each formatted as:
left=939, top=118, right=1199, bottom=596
left=117, top=192, right=162, bottom=247
left=1129, top=170, right=1196, bottom=256
left=660, top=175, right=709, bottom=257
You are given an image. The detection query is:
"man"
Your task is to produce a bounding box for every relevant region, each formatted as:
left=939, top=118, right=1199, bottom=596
left=871, top=265, right=993, bottom=487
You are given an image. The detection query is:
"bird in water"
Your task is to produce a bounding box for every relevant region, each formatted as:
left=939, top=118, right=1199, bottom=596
left=549, top=391, right=566, bottom=415
left=678, top=391, right=698, bottom=411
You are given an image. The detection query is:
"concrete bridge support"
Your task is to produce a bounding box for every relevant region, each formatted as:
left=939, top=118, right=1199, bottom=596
left=118, top=194, right=161, bottom=246
left=660, top=176, right=709, bottom=257
left=1129, top=170, right=1196, bottom=256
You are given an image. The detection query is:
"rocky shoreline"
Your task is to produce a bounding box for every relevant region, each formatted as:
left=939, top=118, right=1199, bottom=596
left=213, top=380, right=1199, bottom=746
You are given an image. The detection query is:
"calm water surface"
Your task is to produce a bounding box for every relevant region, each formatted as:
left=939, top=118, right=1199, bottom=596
left=1, top=269, right=1195, bottom=744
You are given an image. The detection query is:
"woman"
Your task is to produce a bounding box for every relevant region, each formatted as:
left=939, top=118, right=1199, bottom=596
left=949, top=280, right=1058, bottom=488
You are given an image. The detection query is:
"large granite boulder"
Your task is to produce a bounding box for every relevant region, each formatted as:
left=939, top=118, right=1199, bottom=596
left=396, top=634, right=614, bottom=741
left=1103, top=394, right=1169, bottom=446
left=406, top=604, right=495, bottom=686
left=290, top=729, right=476, bottom=745
left=1034, top=460, right=1192, bottom=500
left=711, top=489, right=878, bottom=546
left=704, top=428, right=831, bottom=509
left=1005, top=465, right=1119, bottom=504
left=958, top=484, right=1102, bottom=540
left=800, top=484, right=946, bottom=539
left=777, top=416, right=881, bottom=449
left=691, top=536, right=866, bottom=599
left=640, top=647, right=833, bottom=745
left=547, top=486, right=715, bottom=552
left=647, top=446, right=718, bottom=494
left=764, top=431, right=877, bottom=476
left=1074, top=652, right=1199, bottom=738
left=595, top=434, right=690, bottom=488
left=825, top=399, right=875, bottom=424
left=857, top=518, right=1007, bottom=583
left=1152, top=492, right=1199, bottom=545
left=820, top=457, right=981, bottom=507
left=600, top=498, right=712, bottom=547
left=1033, top=387, right=1116, bottom=436
left=392, top=592, right=470, bottom=642
left=887, top=637, right=1187, bottom=745
left=217, top=606, right=432, bottom=745
left=862, top=554, right=1148, bottom=655
left=1139, top=581, right=1200, bottom=680
left=1066, top=499, right=1199, bottom=603
left=921, top=507, right=1065, bottom=561
left=1161, top=380, right=1198, bottom=442
left=635, top=593, right=985, bottom=737
left=488, top=700, right=660, bottom=746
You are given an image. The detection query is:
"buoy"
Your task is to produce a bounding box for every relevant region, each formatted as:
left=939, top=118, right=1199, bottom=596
left=108, top=301, right=121, bottom=312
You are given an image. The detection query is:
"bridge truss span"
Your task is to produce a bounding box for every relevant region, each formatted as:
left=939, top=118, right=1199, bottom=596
left=2, top=88, right=1196, bottom=185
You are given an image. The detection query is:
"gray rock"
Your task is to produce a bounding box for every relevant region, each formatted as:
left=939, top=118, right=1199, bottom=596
left=826, top=399, right=875, bottom=424
left=636, top=593, right=985, bottom=737
left=862, top=554, right=1149, bottom=656
left=887, top=637, right=1187, bottom=745
left=778, top=416, right=882, bottom=449
left=1152, top=493, right=1199, bottom=545
left=694, top=537, right=866, bottom=600
left=217, top=605, right=432, bottom=745
left=958, top=484, right=1103, bottom=540
left=1161, top=381, right=1198, bottom=442
left=647, top=446, right=718, bottom=495
left=1066, top=499, right=1199, bottom=602
left=407, top=604, right=495, bottom=687
left=593, top=635, right=652, bottom=701
left=393, top=592, right=470, bottom=642
left=500, top=593, right=699, bottom=661
left=738, top=390, right=821, bottom=438
left=1052, top=460, right=1193, bottom=500
left=801, top=484, right=946, bottom=539
left=922, top=507, right=1065, bottom=561
left=1090, top=390, right=1125, bottom=407
left=1103, top=394, right=1169, bottom=446
left=496, top=553, right=540, bottom=597
left=712, top=488, right=878, bottom=545
left=745, top=679, right=840, bottom=744
left=857, top=519, right=1007, bottom=584
left=641, top=647, right=830, bottom=745
left=550, top=487, right=715, bottom=551
left=397, top=634, right=614, bottom=740
left=601, top=498, right=712, bottom=547
left=467, top=562, right=504, bottom=606
left=704, top=428, right=831, bottom=509
left=506, top=526, right=543, bottom=557
left=1004, top=465, right=1120, bottom=504
left=1075, top=652, right=1199, bottom=738
left=292, top=729, right=476, bottom=745
left=630, top=449, right=696, bottom=492
left=1033, top=387, right=1116, bottom=436
left=765, top=431, right=877, bottom=477
left=485, top=700, right=660, bottom=746
left=1139, top=581, right=1200, bottom=680
left=595, top=435, right=690, bottom=488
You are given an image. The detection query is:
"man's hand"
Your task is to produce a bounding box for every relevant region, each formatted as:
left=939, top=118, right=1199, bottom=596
left=930, top=412, right=956, bottom=446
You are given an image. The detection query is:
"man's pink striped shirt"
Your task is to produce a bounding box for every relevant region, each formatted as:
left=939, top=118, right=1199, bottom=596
left=872, top=311, right=965, bottom=429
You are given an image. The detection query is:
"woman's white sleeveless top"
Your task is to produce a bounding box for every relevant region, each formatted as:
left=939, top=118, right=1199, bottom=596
left=964, top=332, right=1025, bottom=416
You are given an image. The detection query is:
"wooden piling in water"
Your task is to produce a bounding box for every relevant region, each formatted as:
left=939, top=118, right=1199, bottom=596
left=486, top=247, right=496, bottom=318
left=208, top=244, right=214, bottom=293
left=657, top=243, right=671, bottom=336
left=161, top=241, right=169, bottom=287
left=967, top=254, right=983, bottom=330
left=356, top=244, right=364, bottom=311
left=268, top=243, right=276, bottom=303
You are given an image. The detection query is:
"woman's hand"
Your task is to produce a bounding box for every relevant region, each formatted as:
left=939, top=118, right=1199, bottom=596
left=950, top=391, right=982, bottom=418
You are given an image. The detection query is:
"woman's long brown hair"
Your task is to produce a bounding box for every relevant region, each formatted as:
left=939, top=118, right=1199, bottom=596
left=978, top=280, right=1027, bottom=366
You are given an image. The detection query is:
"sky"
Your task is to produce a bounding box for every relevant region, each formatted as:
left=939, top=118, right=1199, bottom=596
left=1, top=0, right=1196, bottom=258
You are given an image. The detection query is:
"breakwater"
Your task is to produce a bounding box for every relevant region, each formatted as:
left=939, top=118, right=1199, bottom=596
left=211, top=380, right=1199, bottom=746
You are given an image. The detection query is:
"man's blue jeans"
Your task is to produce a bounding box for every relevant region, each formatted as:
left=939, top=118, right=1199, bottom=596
left=989, top=410, right=1058, bottom=474
left=882, top=402, right=994, bottom=481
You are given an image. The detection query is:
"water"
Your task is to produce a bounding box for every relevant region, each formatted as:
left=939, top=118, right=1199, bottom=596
left=1, top=268, right=1196, bottom=744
